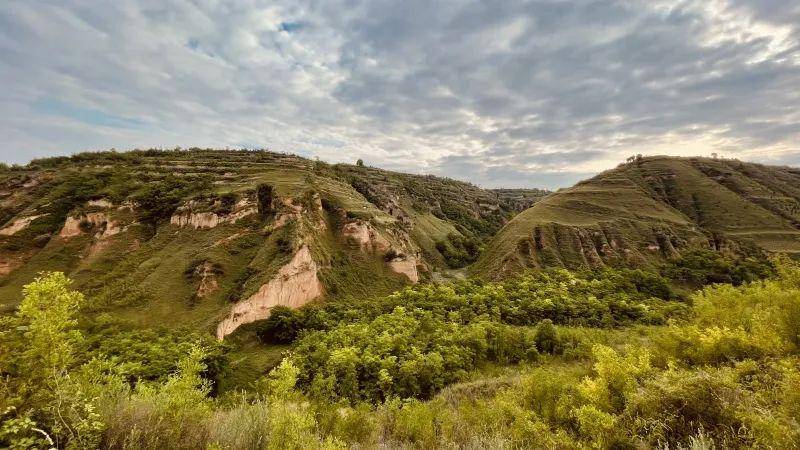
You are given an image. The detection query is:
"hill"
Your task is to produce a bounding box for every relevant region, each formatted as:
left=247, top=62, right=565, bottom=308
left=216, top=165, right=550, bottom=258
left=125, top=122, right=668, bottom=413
left=0, top=149, right=546, bottom=337
left=472, top=156, right=800, bottom=277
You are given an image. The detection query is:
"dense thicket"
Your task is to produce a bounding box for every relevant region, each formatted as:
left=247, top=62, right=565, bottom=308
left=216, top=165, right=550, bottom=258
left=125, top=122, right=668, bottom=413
left=1, top=260, right=798, bottom=448
left=663, top=248, right=775, bottom=286
left=255, top=267, right=682, bottom=346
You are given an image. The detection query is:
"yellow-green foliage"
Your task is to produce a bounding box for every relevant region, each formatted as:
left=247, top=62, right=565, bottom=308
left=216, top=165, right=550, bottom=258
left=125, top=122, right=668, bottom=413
left=0, top=273, right=126, bottom=449
left=659, top=256, right=800, bottom=364
left=3, top=260, right=800, bottom=449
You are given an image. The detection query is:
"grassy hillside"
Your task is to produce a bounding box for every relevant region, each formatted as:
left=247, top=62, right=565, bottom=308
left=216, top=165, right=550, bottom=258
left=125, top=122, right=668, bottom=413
left=0, top=149, right=543, bottom=329
left=473, top=156, right=800, bottom=277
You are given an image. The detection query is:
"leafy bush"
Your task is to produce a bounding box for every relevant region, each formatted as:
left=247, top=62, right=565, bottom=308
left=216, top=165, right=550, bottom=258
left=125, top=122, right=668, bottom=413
left=215, top=192, right=238, bottom=215
left=3, top=259, right=798, bottom=449
left=435, top=233, right=481, bottom=268
left=254, top=267, right=683, bottom=346
left=132, top=176, right=206, bottom=231
left=0, top=273, right=126, bottom=449
left=292, top=307, right=538, bottom=403
left=664, top=248, right=775, bottom=286
left=256, top=306, right=304, bottom=344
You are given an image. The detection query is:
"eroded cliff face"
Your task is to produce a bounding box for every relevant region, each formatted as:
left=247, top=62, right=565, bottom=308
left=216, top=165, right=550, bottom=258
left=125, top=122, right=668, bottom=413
left=60, top=212, right=112, bottom=238
left=508, top=221, right=699, bottom=273
left=341, top=220, right=422, bottom=282
left=170, top=207, right=257, bottom=229
left=342, top=221, right=391, bottom=252
left=0, top=215, right=46, bottom=236
left=216, top=245, right=322, bottom=339
left=388, top=256, right=419, bottom=283
left=194, top=261, right=221, bottom=298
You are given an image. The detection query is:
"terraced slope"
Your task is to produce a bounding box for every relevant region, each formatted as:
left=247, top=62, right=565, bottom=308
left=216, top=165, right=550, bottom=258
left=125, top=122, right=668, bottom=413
left=0, top=149, right=543, bottom=336
left=472, top=156, right=800, bottom=277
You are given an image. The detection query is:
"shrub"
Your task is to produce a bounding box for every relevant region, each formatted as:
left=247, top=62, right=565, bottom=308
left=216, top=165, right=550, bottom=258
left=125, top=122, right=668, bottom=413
left=663, top=249, right=775, bottom=286
left=256, top=306, right=304, bottom=344
left=102, top=347, right=212, bottom=449
left=216, top=192, right=238, bottom=215
left=435, top=233, right=481, bottom=268
left=132, top=177, right=200, bottom=231
left=534, top=319, right=558, bottom=354
left=624, top=368, right=745, bottom=446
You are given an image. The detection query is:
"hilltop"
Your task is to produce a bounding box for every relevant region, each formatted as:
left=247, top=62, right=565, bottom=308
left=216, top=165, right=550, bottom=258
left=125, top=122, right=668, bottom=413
left=472, top=156, right=800, bottom=277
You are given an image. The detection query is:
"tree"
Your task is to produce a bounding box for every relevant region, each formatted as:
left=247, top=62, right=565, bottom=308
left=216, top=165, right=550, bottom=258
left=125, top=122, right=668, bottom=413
left=535, top=319, right=558, bottom=354
left=16, top=272, right=85, bottom=396
left=356, top=159, right=364, bottom=167
left=0, top=272, right=109, bottom=448
left=256, top=306, right=303, bottom=343
left=256, top=183, right=275, bottom=217
left=132, top=177, right=188, bottom=231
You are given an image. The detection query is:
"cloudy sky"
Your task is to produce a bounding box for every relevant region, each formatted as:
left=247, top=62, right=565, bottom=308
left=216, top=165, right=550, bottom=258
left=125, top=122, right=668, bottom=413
left=1, top=0, right=799, bottom=188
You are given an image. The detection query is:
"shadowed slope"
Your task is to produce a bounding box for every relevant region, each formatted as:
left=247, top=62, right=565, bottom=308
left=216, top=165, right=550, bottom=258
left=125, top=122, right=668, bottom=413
left=473, top=156, right=800, bottom=278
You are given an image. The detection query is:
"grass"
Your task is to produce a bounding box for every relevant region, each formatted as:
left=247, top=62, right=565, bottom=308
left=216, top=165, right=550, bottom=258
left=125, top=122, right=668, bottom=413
left=472, top=156, right=800, bottom=277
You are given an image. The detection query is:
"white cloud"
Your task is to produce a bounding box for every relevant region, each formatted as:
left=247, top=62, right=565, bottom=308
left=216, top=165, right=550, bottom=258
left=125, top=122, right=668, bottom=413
left=0, top=0, right=798, bottom=189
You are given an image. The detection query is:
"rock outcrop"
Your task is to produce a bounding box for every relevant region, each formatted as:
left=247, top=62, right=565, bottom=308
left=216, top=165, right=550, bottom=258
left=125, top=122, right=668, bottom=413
left=195, top=262, right=220, bottom=298
left=170, top=207, right=257, bottom=229
left=216, top=245, right=323, bottom=339
left=270, top=198, right=307, bottom=230
left=342, top=221, right=391, bottom=252
left=388, top=256, right=419, bottom=283
left=87, top=199, right=113, bottom=208
left=60, top=212, right=110, bottom=238
left=341, top=220, right=422, bottom=283
left=0, top=215, right=46, bottom=236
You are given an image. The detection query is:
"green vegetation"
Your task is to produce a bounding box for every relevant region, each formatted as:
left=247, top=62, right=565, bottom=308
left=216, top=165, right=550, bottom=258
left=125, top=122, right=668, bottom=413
left=256, top=183, right=275, bottom=217
left=2, top=150, right=800, bottom=448
left=1, top=148, right=545, bottom=309
left=253, top=266, right=681, bottom=342
left=474, top=155, right=800, bottom=277
left=435, top=233, right=481, bottom=268
left=133, top=175, right=211, bottom=231
left=2, top=259, right=798, bottom=448
left=663, top=248, right=775, bottom=286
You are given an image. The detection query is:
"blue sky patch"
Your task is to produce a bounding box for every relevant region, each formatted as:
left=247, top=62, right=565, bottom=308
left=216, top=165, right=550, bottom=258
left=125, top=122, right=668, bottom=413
left=33, top=98, right=147, bottom=129
left=278, top=21, right=304, bottom=33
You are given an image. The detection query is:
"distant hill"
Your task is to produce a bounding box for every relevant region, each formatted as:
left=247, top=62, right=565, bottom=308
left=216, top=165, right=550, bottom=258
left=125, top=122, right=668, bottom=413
left=0, top=149, right=545, bottom=336
left=472, top=156, right=800, bottom=277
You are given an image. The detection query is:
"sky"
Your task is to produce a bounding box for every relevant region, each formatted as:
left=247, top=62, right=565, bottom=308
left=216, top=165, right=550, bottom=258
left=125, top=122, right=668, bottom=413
left=1, top=0, right=799, bottom=189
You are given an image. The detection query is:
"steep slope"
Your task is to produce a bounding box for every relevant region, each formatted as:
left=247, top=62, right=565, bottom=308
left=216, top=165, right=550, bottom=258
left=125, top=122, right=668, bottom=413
left=472, top=156, right=800, bottom=277
left=0, top=149, right=543, bottom=336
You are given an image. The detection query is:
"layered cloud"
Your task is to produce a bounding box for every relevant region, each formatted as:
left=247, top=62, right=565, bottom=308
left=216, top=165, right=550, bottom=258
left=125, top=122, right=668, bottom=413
left=1, top=0, right=798, bottom=188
